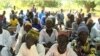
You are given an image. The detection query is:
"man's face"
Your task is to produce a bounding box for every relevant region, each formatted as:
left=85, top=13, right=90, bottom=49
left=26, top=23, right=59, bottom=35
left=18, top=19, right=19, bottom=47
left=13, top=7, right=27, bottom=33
left=77, top=18, right=82, bottom=24
left=78, top=31, right=88, bottom=44
left=24, top=25, right=32, bottom=32
left=26, top=35, right=36, bottom=48
left=46, top=20, right=53, bottom=30
left=33, top=19, right=38, bottom=24
left=27, top=36, right=35, bottom=44
left=57, top=35, right=68, bottom=48
left=89, top=20, right=93, bottom=24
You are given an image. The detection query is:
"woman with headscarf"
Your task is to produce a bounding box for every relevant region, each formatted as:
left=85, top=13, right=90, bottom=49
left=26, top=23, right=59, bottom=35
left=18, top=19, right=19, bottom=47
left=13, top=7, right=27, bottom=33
left=46, top=31, right=77, bottom=56
left=72, top=26, right=96, bottom=56
left=17, top=29, right=42, bottom=56
left=14, top=21, right=32, bottom=54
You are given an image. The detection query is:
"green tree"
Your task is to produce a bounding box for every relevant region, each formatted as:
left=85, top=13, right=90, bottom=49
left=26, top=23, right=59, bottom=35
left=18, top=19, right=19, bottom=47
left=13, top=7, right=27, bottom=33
left=44, top=0, right=61, bottom=7
left=0, top=0, right=61, bottom=9
left=75, top=0, right=96, bottom=12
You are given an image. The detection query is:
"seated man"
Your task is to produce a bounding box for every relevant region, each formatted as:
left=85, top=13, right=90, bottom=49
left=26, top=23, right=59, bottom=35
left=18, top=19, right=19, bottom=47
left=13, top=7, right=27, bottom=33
left=90, top=18, right=100, bottom=56
left=71, top=17, right=85, bottom=40
left=32, top=18, right=42, bottom=31
left=72, top=18, right=85, bottom=33
left=9, top=16, right=18, bottom=27
left=17, top=29, right=45, bottom=56
left=0, top=23, right=12, bottom=56
left=90, top=18, right=100, bottom=42
left=46, top=31, right=77, bottom=56
left=39, top=19, right=58, bottom=48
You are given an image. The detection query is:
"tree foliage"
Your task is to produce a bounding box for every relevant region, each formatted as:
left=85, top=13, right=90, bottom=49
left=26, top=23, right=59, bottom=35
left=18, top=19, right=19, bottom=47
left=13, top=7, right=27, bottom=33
left=0, top=0, right=61, bottom=9
left=44, top=0, right=61, bottom=7
left=75, top=0, right=96, bottom=12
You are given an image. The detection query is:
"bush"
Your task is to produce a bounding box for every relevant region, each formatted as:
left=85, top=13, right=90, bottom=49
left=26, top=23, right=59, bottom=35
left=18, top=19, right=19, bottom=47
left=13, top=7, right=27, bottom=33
left=44, top=0, right=61, bottom=7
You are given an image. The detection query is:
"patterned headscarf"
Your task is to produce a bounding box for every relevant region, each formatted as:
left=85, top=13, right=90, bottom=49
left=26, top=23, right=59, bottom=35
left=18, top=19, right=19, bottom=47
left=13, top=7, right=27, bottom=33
left=77, top=25, right=89, bottom=35
left=27, top=29, right=39, bottom=40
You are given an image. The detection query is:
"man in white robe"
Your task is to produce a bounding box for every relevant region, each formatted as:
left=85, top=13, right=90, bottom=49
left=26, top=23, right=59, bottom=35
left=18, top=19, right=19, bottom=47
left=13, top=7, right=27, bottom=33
left=0, top=23, right=12, bottom=56
left=46, top=31, right=77, bottom=56
left=14, top=21, right=32, bottom=54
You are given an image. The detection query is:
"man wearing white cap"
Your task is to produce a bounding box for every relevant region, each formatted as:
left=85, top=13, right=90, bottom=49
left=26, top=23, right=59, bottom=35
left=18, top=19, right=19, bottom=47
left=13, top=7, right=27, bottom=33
left=14, top=21, right=33, bottom=54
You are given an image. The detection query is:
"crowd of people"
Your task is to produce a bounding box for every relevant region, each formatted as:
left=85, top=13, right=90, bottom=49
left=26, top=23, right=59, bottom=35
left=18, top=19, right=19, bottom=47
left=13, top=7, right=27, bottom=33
left=0, top=5, right=100, bottom=56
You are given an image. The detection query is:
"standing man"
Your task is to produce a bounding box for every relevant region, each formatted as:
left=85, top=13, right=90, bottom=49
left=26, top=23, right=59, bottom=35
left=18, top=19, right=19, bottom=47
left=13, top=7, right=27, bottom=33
left=56, top=9, right=64, bottom=30
left=2, top=11, right=7, bottom=29
left=57, top=9, right=64, bottom=25
left=31, top=5, right=36, bottom=12
left=38, top=6, right=46, bottom=26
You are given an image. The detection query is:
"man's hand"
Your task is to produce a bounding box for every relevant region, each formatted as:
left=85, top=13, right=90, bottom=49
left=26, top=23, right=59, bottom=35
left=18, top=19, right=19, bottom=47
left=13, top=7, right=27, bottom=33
left=44, top=42, right=53, bottom=48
